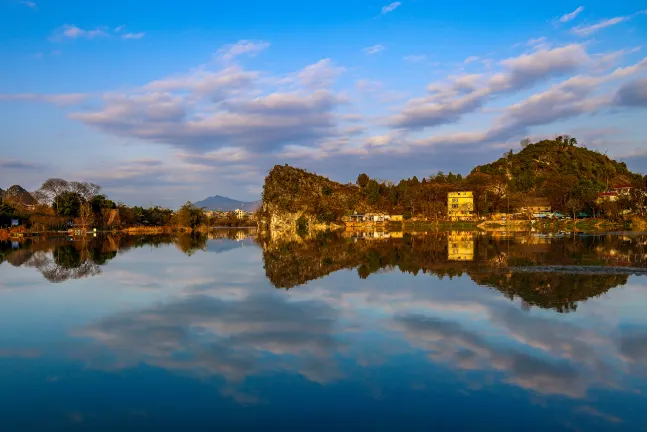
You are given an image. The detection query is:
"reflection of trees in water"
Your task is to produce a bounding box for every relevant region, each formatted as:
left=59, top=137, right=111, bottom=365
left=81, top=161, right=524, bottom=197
left=471, top=272, right=628, bottom=313
left=0, top=234, right=179, bottom=283
left=1, top=231, right=249, bottom=283
left=262, top=232, right=645, bottom=313
left=174, top=234, right=208, bottom=256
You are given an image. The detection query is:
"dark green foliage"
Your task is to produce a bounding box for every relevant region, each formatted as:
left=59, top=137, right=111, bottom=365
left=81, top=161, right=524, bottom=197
left=53, top=192, right=82, bottom=217
left=131, top=205, right=173, bottom=226
left=357, top=173, right=369, bottom=188
left=322, top=185, right=333, bottom=196
left=91, top=194, right=116, bottom=213
left=296, top=215, right=309, bottom=236
left=0, top=198, right=16, bottom=226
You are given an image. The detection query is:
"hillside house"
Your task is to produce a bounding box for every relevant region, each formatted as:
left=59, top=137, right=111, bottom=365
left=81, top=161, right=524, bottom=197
left=448, top=191, right=474, bottom=221
left=233, top=209, right=247, bottom=219
left=597, top=192, right=619, bottom=204
left=521, top=198, right=551, bottom=215
left=612, top=185, right=632, bottom=196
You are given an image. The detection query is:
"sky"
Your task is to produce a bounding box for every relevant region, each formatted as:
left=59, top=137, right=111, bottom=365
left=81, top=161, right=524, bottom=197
left=1, top=0, right=647, bottom=207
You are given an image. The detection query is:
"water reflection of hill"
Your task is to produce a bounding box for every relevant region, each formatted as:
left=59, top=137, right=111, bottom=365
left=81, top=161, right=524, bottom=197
left=261, top=231, right=647, bottom=312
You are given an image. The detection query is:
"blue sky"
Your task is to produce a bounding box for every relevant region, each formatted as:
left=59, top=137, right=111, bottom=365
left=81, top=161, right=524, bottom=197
left=1, top=0, right=647, bottom=206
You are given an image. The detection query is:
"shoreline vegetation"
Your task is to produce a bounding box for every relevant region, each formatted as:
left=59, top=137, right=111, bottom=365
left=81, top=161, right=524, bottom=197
left=258, top=136, right=647, bottom=237
left=3, top=136, right=647, bottom=240
left=0, top=178, right=256, bottom=240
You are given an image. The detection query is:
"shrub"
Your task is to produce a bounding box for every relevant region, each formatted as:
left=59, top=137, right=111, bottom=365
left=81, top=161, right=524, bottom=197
left=296, top=215, right=309, bottom=236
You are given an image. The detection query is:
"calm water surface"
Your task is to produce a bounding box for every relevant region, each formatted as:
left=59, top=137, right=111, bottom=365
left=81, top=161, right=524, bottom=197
left=1, top=230, right=647, bottom=431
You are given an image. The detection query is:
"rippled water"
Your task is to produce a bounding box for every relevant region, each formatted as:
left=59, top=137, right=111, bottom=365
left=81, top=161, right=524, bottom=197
left=1, top=230, right=646, bottom=430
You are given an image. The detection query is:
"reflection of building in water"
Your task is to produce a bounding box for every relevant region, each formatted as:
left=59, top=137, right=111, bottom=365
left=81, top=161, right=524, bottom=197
left=448, top=231, right=474, bottom=261
left=344, top=230, right=403, bottom=240
left=448, top=191, right=474, bottom=221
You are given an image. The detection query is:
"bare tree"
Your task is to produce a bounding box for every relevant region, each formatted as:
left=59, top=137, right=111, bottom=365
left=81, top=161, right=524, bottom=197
left=38, top=178, right=70, bottom=212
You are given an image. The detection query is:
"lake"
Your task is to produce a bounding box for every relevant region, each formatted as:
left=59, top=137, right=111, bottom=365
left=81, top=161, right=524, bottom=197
left=1, top=230, right=646, bottom=431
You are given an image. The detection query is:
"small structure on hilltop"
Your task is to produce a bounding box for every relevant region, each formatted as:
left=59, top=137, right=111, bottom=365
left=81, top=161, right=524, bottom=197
left=596, top=192, right=619, bottom=204
left=612, top=184, right=632, bottom=196
left=448, top=191, right=474, bottom=221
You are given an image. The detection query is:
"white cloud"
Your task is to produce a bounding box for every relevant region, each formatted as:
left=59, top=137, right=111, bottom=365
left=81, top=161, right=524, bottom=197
left=217, top=40, right=270, bottom=61
left=52, top=24, right=108, bottom=41
left=363, top=44, right=385, bottom=55
left=559, top=6, right=584, bottom=23
left=464, top=56, right=480, bottom=64
left=571, top=9, right=647, bottom=36
left=122, top=32, right=145, bottom=40
left=296, top=58, right=345, bottom=88
left=572, top=16, right=630, bottom=36
left=381, top=2, right=401, bottom=15
left=389, top=44, right=590, bottom=129
left=20, top=0, right=37, bottom=9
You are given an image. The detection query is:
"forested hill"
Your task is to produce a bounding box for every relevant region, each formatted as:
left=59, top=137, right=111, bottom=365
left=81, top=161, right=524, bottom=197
left=261, top=165, right=367, bottom=224
left=471, top=138, right=640, bottom=194
left=260, top=137, right=647, bottom=224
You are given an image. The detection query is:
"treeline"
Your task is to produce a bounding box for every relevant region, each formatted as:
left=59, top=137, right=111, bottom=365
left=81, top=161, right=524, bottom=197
left=0, top=178, right=254, bottom=231
left=338, top=137, right=647, bottom=220
left=355, top=137, right=647, bottom=219
left=262, top=136, right=647, bottom=225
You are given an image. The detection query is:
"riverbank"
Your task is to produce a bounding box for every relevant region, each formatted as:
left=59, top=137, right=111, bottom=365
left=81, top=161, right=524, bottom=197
left=1, top=224, right=257, bottom=239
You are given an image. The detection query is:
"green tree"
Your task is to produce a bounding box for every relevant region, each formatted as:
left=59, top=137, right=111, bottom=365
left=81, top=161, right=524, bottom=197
left=296, top=215, right=309, bottom=236
left=357, top=173, right=370, bottom=188
left=175, top=202, right=206, bottom=229
left=53, top=192, right=82, bottom=217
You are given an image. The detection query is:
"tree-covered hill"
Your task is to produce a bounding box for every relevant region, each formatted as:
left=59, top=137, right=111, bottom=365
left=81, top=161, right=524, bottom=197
left=3, top=185, right=36, bottom=205
left=260, top=136, right=647, bottom=226
left=261, top=165, right=367, bottom=224
left=471, top=137, right=640, bottom=194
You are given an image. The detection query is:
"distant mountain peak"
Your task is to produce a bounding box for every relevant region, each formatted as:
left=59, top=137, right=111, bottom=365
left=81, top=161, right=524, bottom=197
left=194, top=195, right=261, bottom=212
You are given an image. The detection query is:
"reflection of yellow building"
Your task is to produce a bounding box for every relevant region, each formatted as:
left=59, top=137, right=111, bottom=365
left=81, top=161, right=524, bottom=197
left=448, top=231, right=474, bottom=261
left=448, top=191, right=474, bottom=221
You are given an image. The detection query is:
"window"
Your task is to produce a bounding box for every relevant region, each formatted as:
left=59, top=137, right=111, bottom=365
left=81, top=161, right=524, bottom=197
left=452, top=204, right=458, bottom=209
left=452, top=198, right=458, bottom=203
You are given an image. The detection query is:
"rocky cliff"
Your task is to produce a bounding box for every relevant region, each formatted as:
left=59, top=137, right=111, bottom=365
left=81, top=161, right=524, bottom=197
left=259, top=165, right=372, bottom=235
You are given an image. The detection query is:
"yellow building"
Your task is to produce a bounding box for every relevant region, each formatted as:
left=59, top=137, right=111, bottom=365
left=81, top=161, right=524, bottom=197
left=447, top=191, right=474, bottom=221
left=448, top=231, right=474, bottom=261
left=390, top=215, right=404, bottom=222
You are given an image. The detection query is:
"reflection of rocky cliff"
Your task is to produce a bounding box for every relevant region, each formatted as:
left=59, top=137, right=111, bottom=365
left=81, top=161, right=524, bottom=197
left=262, top=232, right=646, bottom=312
